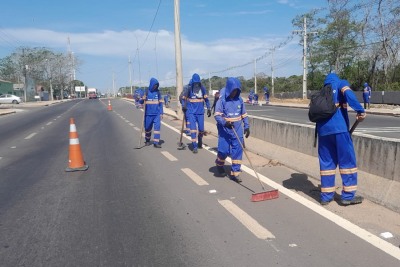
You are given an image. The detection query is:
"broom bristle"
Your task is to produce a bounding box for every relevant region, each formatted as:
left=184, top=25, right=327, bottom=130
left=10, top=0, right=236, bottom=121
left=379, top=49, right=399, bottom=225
left=251, top=190, right=279, bottom=202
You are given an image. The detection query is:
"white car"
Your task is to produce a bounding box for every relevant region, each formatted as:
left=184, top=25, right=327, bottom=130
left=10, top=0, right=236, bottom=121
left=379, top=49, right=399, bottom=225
left=0, top=94, right=22, bottom=104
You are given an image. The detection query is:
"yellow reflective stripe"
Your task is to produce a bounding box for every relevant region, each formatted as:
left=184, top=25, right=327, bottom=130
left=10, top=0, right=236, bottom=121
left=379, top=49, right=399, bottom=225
left=320, top=169, right=336, bottom=176
left=225, top=116, right=242, bottom=122
left=190, top=130, right=197, bottom=133
left=214, top=112, right=223, bottom=116
left=154, top=131, right=160, bottom=134
left=145, top=102, right=159, bottom=105
left=343, top=185, right=357, bottom=192
left=341, top=86, right=351, bottom=94
left=339, top=168, right=357, bottom=174
left=232, top=160, right=242, bottom=164
left=204, top=95, right=208, bottom=98
left=230, top=171, right=241, bottom=176
left=189, top=99, right=204, bottom=102
left=153, top=139, right=159, bottom=142
left=321, top=186, right=336, bottom=193
left=241, top=113, right=248, bottom=118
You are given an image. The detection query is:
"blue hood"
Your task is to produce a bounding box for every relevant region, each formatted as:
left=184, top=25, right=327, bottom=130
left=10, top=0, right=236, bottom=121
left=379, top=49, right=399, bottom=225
left=148, top=78, right=159, bottom=92
left=192, top=73, right=201, bottom=84
left=225, top=77, right=241, bottom=99
left=324, top=73, right=340, bottom=90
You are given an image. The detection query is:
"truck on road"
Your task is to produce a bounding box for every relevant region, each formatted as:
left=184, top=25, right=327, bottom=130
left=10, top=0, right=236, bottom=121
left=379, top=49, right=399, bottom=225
left=87, top=88, right=97, bottom=99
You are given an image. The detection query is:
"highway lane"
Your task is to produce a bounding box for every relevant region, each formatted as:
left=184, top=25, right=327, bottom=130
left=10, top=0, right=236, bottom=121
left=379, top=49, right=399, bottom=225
left=244, top=103, right=400, bottom=139
left=0, top=99, right=399, bottom=266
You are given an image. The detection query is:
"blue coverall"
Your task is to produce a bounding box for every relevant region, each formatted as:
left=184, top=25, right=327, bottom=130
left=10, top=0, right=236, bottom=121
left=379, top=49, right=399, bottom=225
left=363, top=83, right=371, bottom=109
left=186, top=73, right=210, bottom=151
left=141, top=78, right=163, bottom=145
left=263, top=86, right=269, bottom=103
left=214, top=78, right=249, bottom=179
left=317, top=73, right=365, bottom=202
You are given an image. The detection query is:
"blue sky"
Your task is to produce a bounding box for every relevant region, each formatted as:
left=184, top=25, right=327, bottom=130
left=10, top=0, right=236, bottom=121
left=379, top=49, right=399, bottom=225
left=0, top=0, right=326, bottom=93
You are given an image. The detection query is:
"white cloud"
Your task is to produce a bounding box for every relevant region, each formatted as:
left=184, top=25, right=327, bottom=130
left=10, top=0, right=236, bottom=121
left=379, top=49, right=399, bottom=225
left=0, top=27, right=303, bottom=89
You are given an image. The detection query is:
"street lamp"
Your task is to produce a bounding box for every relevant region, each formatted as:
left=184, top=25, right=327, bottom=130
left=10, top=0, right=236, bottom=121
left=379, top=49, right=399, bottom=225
left=134, top=34, right=142, bottom=87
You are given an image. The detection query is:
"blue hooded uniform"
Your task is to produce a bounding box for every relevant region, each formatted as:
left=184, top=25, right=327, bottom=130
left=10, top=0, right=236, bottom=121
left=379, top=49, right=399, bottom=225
left=317, top=73, right=365, bottom=202
left=142, top=78, right=163, bottom=145
left=186, top=73, right=211, bottom=150
left=214, top=78, right=249, bottom=178
left=263, top=86, right=269, bottom=103
left=363, top=82, right=371, bottom=106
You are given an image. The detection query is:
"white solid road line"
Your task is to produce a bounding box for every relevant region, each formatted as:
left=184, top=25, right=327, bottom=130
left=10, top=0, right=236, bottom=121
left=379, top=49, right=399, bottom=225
left=239, top=164, right=400, bottom=261
left=181, top=168, right=209, bottom=186
left=161, top=151, right=178, bottom=161
left=161, top=117, right=400, bottom=261
left=24, top=133, right=37, bottom=140
left=133, top=127, right=140, bottom=131
left=218, top=199, right=275, bottom=240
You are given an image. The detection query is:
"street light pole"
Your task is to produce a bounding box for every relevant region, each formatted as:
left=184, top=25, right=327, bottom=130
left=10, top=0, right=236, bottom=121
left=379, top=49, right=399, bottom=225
left=174, top=0, right=184, bottom=118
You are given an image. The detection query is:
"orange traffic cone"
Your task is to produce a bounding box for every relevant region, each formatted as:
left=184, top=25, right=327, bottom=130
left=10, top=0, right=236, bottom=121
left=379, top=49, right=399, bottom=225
left=65, top=118, right=89, bottom=172
left=107, top=100, right=112, bottom=111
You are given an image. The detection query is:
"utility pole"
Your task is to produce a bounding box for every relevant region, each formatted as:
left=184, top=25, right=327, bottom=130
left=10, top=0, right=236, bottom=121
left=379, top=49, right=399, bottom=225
left=293, top=17, right=317, bottom=99
left=254, top=58, right=257, bottom=94
left=134, top=35, right=142, bottom=87
left=208, top=72, right=211, bottom=96
left=174, top=0, right=184, bottom=118
left=271, top=46, right=275, bottom=98
left=128, top=55, right=133, bottom=95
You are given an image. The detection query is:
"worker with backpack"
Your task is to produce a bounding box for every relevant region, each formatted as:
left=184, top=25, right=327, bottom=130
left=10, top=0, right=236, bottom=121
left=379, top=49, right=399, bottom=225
left=309, top=73, right=366, bottom=206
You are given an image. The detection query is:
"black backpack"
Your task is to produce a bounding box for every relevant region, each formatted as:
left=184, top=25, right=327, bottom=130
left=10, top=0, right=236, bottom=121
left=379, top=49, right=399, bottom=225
left=308, top=84, right=338, bottom=123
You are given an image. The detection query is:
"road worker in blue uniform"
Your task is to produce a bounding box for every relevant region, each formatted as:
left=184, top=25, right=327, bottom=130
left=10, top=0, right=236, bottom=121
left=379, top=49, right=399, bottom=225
left=163, top=92, right=171, bottom=108
left=317, top=73, right=366, bottom=206
left=263, top=86, right=270, bottom=104
left=214, top=77, right=250, bottom=183
left=180, top=79, right=192, bottom=136
left=141, top=77, right=163, bottom=148
left=186, top=73, right=211, bottom=153
left=363, top=82, right=371, bottom=109
left=134, top=88, right=144, bottom=109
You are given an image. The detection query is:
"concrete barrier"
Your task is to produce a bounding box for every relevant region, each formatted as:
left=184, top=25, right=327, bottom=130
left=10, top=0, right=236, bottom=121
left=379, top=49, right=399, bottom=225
left=248, top=115, right=400, bottom=212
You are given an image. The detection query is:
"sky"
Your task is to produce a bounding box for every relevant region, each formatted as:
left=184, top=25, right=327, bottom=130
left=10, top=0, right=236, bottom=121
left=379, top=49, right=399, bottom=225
left=0, top=0, right=326, bottom=93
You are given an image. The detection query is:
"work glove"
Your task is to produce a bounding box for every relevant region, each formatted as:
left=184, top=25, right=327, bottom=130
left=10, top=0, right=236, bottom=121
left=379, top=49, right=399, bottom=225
left=207, top=109, right=211, bottom=117
left=356, top=112, right=366, bottom=122
left=224, top=121, right=233, bottom=129
left=244, top=128, right=250, bottom=138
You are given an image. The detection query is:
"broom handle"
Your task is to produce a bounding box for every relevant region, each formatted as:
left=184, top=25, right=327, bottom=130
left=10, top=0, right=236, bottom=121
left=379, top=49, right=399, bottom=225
left=179, top=97, right=189, bottom=145
left=349, top=120, right=360, bottom=135
left=231, top=126, right=266, bottom=191
left=179, top=112, right=186, bottom=144
left=138, top=98, right=146, bottom=147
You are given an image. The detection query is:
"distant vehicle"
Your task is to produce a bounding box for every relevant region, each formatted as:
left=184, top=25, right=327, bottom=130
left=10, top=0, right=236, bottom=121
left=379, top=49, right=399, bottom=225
left=87, top=88, right=97, bottom=99
left=0, top=94, right=22, bottom=104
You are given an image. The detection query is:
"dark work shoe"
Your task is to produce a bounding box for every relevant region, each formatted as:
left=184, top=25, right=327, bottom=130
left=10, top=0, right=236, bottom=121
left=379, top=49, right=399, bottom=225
left=198, top=140, right=203, bottom=149
left=320, top=199, right=332, bottom=206
left=193, top=148, right=198, bottom=154
left=145, top=141, right=151, bottom=146
left=153, top=143, right=162, bottom=148
left=230, top=175, right=242, bottom=183
left=216, top=166, right=226, bottom=177
left=341, top=195, right=364, bottom=206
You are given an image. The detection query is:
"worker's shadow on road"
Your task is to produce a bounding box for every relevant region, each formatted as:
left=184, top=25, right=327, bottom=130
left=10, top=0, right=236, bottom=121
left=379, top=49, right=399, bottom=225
left=282, top=173, right=321, bottom=202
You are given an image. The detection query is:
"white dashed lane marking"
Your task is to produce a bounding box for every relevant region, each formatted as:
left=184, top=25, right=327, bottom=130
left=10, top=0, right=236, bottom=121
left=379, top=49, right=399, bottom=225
left=218, top=199, right=276, bottom=240
left=24, top=133, right=37, bottom=140
left=161, top=151, right=178, bottom=161
left=46, top=122, right=53, bottom=125
left=181, top=168, right=209, bottom=186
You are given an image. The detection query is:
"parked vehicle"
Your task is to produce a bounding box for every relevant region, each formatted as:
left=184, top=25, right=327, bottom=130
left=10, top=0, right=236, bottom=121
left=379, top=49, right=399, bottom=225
left=0, top=94, right=22, bottom=104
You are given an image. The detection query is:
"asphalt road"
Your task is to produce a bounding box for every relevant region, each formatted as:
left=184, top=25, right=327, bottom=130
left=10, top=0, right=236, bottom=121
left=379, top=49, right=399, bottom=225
left=0, top=99, right=399, bottom=266
left=243, top=103, right=400, bottom=139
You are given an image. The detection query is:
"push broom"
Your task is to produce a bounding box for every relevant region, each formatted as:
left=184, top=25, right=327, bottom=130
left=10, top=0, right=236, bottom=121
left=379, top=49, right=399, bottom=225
left=177, top=96, right=189, bottom=150
left=136, top=98, right=146, bottom=149
left=231, top=127, right=279, bottom=202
